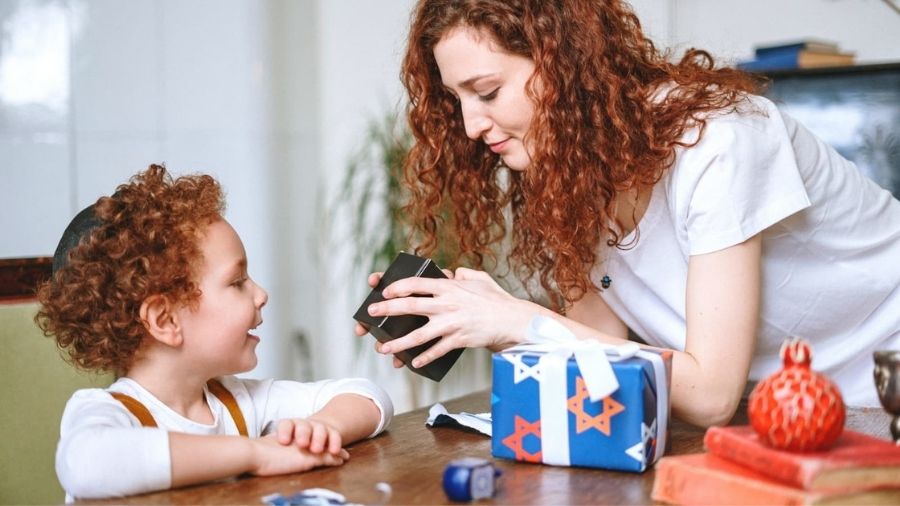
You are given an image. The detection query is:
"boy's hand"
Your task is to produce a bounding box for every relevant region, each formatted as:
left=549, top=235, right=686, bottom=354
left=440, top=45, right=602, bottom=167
left=275, top=418, right=343, bottom=455
left=249, top=434, right=349, bottom=476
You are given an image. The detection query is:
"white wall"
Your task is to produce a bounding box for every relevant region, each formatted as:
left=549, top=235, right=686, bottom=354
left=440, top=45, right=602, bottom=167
left=0, top=0, right=295, bottom=382
left=631, top=0, right=900, bottom=63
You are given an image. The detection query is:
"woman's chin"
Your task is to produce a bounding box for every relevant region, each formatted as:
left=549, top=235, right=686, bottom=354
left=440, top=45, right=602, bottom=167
left=501, top=153, right=530, bottom=172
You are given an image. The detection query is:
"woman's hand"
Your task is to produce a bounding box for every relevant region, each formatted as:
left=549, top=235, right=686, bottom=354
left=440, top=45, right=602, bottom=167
left=354, top=272, right=404, bottom=368
left=360, top=268, right=544, bottom=368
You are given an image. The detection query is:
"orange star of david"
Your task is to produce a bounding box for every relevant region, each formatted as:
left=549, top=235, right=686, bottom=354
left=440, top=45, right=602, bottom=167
left=567, top=376, right=625, bottom=435
left=502, top=415, right=542, bottom=463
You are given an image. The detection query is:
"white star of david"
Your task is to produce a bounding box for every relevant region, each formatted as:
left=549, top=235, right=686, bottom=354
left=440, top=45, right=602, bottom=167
left=503, top=353, right=543, bottom=384
left=625, top=441, right=644, bottom=463
left=642, top=419, right=657, bottom=446
left=626, top=419, right=658, bottom=464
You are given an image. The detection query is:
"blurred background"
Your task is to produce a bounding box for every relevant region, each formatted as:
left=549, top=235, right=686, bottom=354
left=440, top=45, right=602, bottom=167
left=2, top=0, right=899, bottom=415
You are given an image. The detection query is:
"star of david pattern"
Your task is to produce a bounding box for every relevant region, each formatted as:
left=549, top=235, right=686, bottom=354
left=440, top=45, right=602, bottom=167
left=643, top=419, right=657, bottom=462
left=626, top=418, right=658, bottom=464
left=501, top=415, right=542, bottom=463
left=566, top=376, right=625, bottom=435
left=492, top=349, right=670, bottom=472
left=502, top=353, right=543, bottom=384
left=625, top=441, right=644, bottom=463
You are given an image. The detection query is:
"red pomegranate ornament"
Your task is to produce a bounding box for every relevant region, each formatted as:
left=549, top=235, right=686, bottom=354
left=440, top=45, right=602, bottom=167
left=748, top=338, right=845, bottom=451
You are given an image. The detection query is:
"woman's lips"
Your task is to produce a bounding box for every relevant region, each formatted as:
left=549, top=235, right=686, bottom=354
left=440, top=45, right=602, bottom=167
left=488, top=139, right=509, bottom=153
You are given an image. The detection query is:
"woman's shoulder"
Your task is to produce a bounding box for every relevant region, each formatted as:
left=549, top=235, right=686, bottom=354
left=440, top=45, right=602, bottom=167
left=673, top=94, right=790, bottom=166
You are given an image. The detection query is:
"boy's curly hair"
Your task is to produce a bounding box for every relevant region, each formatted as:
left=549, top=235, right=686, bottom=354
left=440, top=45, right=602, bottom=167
left=35, top=164, right=225, bottom=375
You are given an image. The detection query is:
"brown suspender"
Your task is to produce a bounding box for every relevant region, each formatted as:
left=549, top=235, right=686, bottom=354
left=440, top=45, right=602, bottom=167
left=109, top=379, right=249, bottom=437
left=205, top=378, right=249, bottom=437
left=110, top=392, right=158, bottom=427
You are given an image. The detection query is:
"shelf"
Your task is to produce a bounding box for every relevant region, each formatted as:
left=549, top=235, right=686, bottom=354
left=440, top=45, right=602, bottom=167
left=750, top=61, right=900, bottom=79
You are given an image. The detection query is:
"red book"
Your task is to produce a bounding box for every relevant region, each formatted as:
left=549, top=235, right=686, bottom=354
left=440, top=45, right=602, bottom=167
left=651, top=453, right=900, bottom=505
left=703, top=425, right=900, bottom=492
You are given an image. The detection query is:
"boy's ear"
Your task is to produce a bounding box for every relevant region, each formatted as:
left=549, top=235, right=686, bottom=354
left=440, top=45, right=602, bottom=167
left=140, top=294, right=183, bottom=347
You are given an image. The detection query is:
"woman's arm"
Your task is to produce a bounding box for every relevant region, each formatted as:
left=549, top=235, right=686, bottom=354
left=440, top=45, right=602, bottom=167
left=540, top=235, right=761, bottom=426
left=564, top=288, right=629, bottom=340
left=676, top=234, right=760, bottom=425
left=536, top=235, right=761, bottom=427
left=368, top=235, right=761, bottom=426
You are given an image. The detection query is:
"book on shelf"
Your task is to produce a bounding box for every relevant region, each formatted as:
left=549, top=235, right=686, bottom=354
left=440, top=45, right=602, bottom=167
left=651, top=453, right=900, bottom=505
left=738, top=50, right=855, bottom=72
left=754, top=39, right=841, bottom=58
left=703, top=425, right=900, bottom=493
left=739, top=37, right=855, bottom=71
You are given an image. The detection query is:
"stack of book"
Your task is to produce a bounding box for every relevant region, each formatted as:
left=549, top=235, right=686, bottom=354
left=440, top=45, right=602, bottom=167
left=652, top=425, right=900, bottom=505
left=738, top=39, right=856, bottom=71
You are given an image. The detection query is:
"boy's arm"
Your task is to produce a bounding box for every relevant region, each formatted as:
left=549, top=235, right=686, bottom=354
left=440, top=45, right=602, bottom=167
left=307, top=393, right=383, bottom=445
left=59, top=426, right=347, bottom=499
left=168, top=432, right=346, bottom=489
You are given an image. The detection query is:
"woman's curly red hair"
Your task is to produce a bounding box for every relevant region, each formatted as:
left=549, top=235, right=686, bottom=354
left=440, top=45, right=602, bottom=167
left=401, top=0, right=765, bottom=309
left=35, top=164, right=225, bottom=375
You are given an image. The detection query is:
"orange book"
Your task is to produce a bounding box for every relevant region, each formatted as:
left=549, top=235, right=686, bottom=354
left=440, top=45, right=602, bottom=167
left=794, top=50, right=855, bottom=68
left=652, top=453, right=900, bottom=505
left=703, top=425, right=900, bottom=492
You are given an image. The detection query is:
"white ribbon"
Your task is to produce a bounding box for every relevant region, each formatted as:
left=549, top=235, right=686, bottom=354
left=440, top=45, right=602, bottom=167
left=503, top=315, right=668, bottom=467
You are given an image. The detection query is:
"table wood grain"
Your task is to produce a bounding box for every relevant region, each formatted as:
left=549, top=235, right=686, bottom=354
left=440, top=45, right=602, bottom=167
left=77, top=390, right=893, bottom=505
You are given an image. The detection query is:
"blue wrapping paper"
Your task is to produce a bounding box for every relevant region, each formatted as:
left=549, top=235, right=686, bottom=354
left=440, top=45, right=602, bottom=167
left=490, top=322, right=672, bottom=472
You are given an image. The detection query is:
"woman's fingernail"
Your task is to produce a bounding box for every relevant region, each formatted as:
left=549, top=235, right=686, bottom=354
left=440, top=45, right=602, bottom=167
left=381, top=345, right=391, bottom=353
left=368, top=304, right=380, bottom=316
left=412, top=359, right=422, bottom=368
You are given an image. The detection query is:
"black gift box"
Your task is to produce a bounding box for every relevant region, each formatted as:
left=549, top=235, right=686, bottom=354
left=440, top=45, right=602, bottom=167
left=353, top=252, right=464, bottom=382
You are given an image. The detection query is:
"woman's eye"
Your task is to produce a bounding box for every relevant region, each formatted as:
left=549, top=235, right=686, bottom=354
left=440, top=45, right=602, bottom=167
left=232, top=278, right=248, bottom=287
left=479, top=88, right=499, bottom=101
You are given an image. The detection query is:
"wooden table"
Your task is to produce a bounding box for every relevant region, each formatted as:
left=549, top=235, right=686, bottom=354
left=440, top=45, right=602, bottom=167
left=80, top=390, right=892, bottom=505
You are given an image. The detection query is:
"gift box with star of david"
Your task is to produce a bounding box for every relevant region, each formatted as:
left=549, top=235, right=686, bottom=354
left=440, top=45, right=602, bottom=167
left=490, top=317, right=673, bottom=472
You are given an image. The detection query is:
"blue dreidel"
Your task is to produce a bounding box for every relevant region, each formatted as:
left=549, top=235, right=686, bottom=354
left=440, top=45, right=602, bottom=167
left=442, top=457, right=501, bottom=502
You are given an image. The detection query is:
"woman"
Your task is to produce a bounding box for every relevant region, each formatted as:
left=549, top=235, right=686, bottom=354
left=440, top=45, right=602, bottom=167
left=357, top=0, right=900, bottom=426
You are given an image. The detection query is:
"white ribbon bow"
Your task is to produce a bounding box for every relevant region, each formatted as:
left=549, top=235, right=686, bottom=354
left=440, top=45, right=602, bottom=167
left=503, top=315, right=668, bottom=468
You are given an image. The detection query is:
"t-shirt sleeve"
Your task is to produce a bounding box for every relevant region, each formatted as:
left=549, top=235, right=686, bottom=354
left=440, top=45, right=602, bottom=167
left=245, top=377, right=394, bottom=438
left=674, top=99, right=811, bottom=255
left=56, top=389, right=171, bottom=500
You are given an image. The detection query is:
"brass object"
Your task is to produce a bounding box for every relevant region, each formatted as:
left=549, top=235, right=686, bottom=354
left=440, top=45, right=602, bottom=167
left=873, top=350, right=900, bottom=443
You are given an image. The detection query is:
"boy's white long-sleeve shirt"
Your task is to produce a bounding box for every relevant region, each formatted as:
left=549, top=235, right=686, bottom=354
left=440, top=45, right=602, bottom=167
left=56, top=375, right=393, bottom=501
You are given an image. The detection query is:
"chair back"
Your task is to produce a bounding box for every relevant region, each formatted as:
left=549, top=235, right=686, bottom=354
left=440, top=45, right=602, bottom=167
left=0, top=302, right=113, bottom=505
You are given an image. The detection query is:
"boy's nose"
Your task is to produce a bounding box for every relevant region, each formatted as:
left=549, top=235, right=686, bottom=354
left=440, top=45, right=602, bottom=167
left=253, top=280, right=268, bottom=308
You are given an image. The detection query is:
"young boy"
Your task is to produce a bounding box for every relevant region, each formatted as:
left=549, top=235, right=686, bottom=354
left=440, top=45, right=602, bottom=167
left=36, top=165, right=393, bottom=500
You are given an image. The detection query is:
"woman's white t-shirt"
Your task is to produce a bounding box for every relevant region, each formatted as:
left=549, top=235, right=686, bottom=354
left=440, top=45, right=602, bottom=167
left=57, top=375, right=393, bottom=501
left=597, top=95, right=900, bottom=407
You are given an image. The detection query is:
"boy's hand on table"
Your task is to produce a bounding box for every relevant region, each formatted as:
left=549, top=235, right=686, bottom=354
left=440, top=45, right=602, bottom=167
left=249, top=434, right=348, bottom=476
left=275, top=418, right=344, bottom=455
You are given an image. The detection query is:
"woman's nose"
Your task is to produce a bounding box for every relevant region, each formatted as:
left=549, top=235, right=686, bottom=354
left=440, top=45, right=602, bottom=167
left=461, top=101, right=491, bottom=140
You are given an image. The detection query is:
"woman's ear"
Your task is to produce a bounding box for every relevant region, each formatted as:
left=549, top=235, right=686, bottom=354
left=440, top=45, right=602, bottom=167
left=140, top=294, right=183, bottom=347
